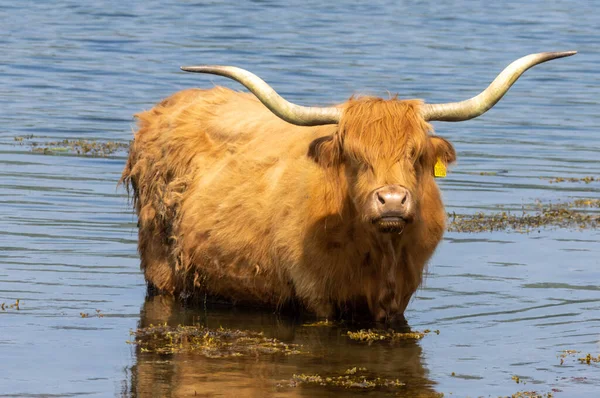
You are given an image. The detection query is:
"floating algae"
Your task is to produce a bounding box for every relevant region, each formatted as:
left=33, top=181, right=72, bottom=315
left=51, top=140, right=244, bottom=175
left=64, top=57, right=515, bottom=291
left=447, top=199, right=600, bottom=233
left=559, top=349, right=600, bottom=365
left=302, top=319, right=339, bottom=327
left=285, top=368, right=444, bottom=396
left=80, top=309, right=104, bottom=318
left=15, top=136, right=129, bottom=157
left=543, top=176, right=597, bottom=184
left=128, top=323, right=303, bottom=358
left=1, top=299, right=20, bottom=311
left=509, top=392, right=555, bottom=398
left=577, top=353, right=600, bottom=365
left=346, top=328, right=439, bottom=343
left=289, top=368, right=405, bottom=390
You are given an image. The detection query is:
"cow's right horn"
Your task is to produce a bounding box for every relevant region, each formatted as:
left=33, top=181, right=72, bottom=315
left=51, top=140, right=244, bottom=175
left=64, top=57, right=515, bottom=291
left=181, top=65, right=342, bottom=126
left=421, top=51, right=577, bottom=122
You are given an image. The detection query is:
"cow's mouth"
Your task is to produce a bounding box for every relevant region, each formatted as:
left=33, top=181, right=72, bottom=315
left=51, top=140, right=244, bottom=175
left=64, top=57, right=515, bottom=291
left=373, top=216, right=407, bottom=234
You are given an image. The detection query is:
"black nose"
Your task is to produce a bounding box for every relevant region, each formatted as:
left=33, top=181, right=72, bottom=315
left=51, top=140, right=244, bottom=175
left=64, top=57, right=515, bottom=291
left=373, top=185, right=412, bottom=217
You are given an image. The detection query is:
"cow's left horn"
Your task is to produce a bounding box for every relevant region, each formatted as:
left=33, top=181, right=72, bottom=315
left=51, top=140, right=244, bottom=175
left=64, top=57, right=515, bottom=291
left=180, top=65, right=342, bottom=126
left=421, top=51, right=577, bottom=122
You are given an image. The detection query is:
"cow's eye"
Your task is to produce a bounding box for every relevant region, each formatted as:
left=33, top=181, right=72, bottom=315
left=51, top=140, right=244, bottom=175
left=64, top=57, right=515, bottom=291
left=359, top=163, right=372, bottom=172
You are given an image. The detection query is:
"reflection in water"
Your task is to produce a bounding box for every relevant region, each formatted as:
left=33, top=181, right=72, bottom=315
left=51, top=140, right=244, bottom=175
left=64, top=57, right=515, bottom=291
left=127, top=295, right=439, bottom=397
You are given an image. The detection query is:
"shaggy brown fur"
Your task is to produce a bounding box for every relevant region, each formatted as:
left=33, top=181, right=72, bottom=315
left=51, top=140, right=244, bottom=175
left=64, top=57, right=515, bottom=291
left=121, top=87, right=455, bottom=321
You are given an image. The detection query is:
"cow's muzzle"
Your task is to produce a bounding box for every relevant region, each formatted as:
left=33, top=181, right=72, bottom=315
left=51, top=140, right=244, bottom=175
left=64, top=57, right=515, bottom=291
left=370, top=185, right=414, bottom=234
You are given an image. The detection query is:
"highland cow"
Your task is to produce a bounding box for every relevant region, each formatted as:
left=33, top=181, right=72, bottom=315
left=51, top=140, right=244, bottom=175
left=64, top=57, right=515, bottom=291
left=122, top=51, right=575, bottom=321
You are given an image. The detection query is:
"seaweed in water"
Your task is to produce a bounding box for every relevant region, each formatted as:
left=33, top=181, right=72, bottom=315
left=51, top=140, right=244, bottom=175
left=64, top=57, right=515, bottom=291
left=15, top=136, right=130, bottom=157
left=447, top=199, right=600, bottom=233
left=346, top=328, right=439, bottom=343
left=127, top=323, right=303, bottom=358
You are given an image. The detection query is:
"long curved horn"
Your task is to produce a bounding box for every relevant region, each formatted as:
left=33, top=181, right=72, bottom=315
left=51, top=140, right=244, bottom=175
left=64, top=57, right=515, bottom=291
left=180, top=65, right=341, bottom=126
left=421, top=51, right=577, bottom=122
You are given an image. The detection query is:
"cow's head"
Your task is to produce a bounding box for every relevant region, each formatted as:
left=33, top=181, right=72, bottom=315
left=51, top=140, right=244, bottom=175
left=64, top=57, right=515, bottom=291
left=181, top=51, right=575, bottom=234
left=308, top=97, right=455, bottom=233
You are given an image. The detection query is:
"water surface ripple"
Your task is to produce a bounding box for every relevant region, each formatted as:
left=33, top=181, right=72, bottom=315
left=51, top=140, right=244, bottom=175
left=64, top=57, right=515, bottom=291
left=1, top=0, right=599, bottom=396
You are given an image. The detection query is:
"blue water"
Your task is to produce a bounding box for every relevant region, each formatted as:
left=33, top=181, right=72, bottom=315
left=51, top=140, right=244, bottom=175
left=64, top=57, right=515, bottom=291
left=1, top=0, right=599, bottom=396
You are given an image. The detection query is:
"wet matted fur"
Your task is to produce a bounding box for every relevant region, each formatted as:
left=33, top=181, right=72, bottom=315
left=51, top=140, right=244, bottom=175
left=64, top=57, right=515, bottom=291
left=121, top=87, right=455, bottom=321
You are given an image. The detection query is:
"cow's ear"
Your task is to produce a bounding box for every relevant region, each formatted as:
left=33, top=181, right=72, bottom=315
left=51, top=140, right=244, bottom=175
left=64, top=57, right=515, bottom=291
left=428, top=136, right=456, bottom=165
left=308, top=135, right=341, bottom=167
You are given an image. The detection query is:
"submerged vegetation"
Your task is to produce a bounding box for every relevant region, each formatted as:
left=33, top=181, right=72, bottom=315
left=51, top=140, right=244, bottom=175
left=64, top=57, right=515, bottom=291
left=303, top=319, right=337, bottom=327
left=15, top=135, right=129, bottom=157
left=543, top=176, right=597, bottom=184
left=128, top=323, right=303, bottom=358
left=287, top=368, right=410, bottom=391
left=509, top=392, right=555, bottom=398
left=346, top=328, right=439, bottom=343
left=129, top=324, right=438, bottom=357
left=80, top=309, right=104, bottom=318
left=559, top=349, right=600, bottom=365
left=447, top=199, right=600, bottom=233
left=0, top=299, right=20, bottom=311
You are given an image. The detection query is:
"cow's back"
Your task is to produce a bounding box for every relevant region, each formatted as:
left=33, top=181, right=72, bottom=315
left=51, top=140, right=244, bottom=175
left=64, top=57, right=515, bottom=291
left=122, top=86, right=334, bottom=299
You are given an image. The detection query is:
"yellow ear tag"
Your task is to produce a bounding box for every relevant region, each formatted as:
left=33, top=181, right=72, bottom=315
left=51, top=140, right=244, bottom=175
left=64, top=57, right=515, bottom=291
left=434, top=158, right=447, bottom=178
